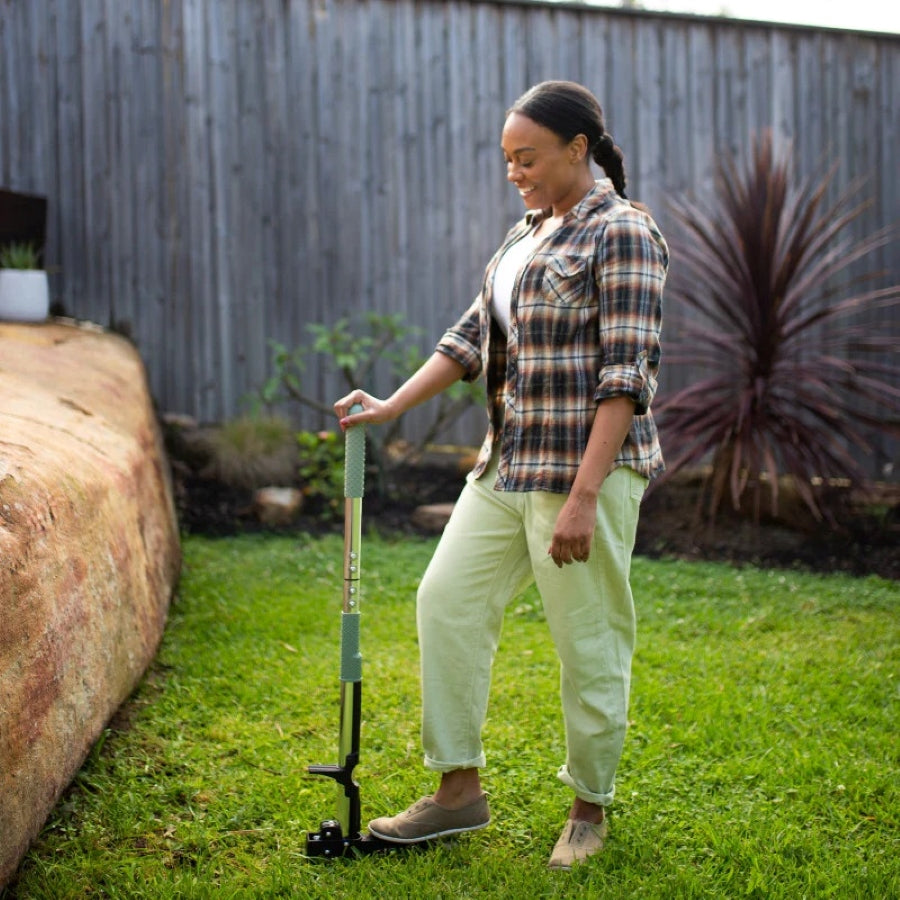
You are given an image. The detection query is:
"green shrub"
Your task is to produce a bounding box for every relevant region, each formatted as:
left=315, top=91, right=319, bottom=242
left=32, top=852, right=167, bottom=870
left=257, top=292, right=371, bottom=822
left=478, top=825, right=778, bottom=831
left=260, top=312, right=483, bottom=495
left=296, top=430, right=345, bottom=518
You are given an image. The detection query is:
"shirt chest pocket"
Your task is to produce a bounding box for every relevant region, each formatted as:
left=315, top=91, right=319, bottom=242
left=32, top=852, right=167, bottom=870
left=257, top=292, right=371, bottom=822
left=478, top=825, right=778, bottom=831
left=542, top=255, right=590, bottom=306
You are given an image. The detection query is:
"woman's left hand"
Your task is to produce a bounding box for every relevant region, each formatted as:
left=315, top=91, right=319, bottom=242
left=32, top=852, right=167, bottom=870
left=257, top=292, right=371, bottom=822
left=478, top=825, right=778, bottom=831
left=549, top=494, right=597, bottom=567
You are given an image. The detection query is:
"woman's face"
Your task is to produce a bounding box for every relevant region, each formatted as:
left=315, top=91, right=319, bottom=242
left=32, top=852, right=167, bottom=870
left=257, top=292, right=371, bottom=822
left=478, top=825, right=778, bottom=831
left=501, top=112, right=591, bottom=216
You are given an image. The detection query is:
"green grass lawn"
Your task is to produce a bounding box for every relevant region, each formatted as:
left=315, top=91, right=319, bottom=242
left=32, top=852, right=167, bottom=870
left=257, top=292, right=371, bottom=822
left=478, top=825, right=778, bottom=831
left=8, top=533, right=899, bottom=899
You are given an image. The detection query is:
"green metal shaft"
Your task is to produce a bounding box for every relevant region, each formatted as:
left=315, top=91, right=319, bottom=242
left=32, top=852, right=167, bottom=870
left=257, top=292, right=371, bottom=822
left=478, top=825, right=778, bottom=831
left=336, top=404, right=365, bottom=833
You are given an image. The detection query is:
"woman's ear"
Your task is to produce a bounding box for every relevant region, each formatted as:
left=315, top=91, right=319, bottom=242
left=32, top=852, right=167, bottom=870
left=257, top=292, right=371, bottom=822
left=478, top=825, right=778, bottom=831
left=568, top=133, right=589, bottom=164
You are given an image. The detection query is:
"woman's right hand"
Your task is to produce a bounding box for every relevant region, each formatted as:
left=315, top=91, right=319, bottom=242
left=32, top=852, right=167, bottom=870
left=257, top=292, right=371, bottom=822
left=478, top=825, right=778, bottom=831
left=334, top=351, right=466, bottom=431
left=333, top=389, right=396, bottom=430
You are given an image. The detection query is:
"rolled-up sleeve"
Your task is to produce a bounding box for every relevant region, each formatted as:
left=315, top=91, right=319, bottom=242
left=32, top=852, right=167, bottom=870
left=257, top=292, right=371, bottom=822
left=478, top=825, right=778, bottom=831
left=594, top=209, right=667, bottom=415
left=436, top=295, right=484, bottom=382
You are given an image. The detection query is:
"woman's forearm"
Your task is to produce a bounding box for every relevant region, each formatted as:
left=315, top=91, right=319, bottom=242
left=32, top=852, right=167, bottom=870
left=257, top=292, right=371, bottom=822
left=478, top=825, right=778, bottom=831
left=570, top=396, right=636, bottom=501
left=335, top=351, right=467, bottom=427
left=385, top=351, right=468, bottom=418
left=548, top=395, right=636, bottom=567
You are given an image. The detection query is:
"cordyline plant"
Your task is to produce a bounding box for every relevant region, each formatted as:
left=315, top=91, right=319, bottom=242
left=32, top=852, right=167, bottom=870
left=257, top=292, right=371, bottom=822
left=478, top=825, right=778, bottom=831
left=654, top=130, right=899, bottom=524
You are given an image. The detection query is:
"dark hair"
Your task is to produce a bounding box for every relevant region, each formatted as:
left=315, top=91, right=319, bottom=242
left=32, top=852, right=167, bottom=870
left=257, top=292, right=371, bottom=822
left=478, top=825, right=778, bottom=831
left=508, top=80, right=629, bottom=199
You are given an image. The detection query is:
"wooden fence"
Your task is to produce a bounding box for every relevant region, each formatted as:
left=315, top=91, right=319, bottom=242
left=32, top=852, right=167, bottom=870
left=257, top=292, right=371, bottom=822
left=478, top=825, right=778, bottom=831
left=1, top=0, right=897, bottom=465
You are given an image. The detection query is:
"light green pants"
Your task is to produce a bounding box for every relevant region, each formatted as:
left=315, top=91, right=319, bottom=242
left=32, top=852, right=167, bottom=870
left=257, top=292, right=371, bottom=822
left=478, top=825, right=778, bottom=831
left=416, top=450, right=646, bottom=807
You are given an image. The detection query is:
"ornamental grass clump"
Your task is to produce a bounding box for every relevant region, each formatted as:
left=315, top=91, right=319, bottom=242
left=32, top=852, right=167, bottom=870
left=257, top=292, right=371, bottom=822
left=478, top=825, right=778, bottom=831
left=656, top=130, right=900, bottom=523
left=203, top=414, right=298, bottom=490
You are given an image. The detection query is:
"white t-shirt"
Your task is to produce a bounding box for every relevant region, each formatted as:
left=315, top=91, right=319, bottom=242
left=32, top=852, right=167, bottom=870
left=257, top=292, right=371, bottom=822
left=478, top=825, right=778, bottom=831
left=491, top=228, right=540, bottom=336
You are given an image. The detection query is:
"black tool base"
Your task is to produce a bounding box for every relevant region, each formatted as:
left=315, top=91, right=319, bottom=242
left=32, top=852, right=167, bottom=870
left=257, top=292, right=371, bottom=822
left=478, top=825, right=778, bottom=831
left=306, top=820, right=424, bottom=858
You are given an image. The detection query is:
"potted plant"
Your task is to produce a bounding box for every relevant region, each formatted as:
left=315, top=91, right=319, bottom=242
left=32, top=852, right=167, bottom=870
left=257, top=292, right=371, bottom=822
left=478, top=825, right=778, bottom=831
left=0, top=241, right=49, bottom=322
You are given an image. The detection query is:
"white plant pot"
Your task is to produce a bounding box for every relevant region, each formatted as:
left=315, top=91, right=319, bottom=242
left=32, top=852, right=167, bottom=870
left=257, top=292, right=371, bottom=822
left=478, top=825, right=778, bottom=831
left=0, top=269, right=50, bottom=322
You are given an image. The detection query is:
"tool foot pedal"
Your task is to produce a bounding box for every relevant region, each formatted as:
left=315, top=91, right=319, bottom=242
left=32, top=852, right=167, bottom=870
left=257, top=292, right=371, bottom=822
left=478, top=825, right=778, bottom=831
left=306, top=820, right=429, bottom=858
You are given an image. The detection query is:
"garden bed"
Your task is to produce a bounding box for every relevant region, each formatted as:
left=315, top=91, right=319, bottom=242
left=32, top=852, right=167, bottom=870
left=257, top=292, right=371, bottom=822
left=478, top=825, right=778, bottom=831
left=170, top=450, right=898, bottom=581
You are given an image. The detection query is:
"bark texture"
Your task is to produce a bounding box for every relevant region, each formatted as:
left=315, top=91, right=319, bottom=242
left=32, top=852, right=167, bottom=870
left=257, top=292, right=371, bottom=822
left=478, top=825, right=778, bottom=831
left=0, top=321, right=180, bottom=887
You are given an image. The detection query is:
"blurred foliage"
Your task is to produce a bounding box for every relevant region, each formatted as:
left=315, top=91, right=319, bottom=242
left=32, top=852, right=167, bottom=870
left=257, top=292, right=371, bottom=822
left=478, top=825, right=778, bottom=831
left=200, top=414, right=298, bottom=490
left=296, top=430, right=345, bottom=519
left=259, top=312, right=483, bottom=494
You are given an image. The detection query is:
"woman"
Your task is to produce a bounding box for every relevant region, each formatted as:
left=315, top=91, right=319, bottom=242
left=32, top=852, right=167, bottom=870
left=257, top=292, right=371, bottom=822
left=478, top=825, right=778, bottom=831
left=334, top=80, right=667, bottom=869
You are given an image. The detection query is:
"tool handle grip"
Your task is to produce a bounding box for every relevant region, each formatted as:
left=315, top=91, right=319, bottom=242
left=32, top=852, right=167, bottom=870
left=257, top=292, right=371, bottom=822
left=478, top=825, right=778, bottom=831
left=344, top=402, right=366, bottom=499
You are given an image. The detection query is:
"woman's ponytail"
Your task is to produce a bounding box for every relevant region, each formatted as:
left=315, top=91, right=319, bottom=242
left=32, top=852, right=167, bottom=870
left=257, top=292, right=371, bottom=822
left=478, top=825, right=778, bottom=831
left=592, top=133, right=628, bottom=199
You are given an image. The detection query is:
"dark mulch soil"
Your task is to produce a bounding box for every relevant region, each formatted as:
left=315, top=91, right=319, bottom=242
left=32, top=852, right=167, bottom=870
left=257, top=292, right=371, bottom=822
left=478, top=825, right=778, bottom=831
left=171, top=455, right=898, bottom=581
left=172, top=460, right=468, bottom=539
left=636, top=473, right=899, bottom=581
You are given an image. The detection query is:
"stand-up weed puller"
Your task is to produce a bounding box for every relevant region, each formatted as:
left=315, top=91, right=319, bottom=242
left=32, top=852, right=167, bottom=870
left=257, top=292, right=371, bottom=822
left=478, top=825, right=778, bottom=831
left=306, top=404, right=390, bottom=858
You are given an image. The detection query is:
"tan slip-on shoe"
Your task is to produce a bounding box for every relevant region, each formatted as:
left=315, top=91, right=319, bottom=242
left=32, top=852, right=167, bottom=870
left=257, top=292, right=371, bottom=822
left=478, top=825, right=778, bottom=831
left=367, top=794, right=490, bottom=844
left=548, top=817, right=609, bottom=869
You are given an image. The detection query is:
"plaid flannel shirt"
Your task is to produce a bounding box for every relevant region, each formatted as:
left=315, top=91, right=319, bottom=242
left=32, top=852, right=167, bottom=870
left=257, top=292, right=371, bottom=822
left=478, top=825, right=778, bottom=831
left=437, top=179, right=668, bottom=493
